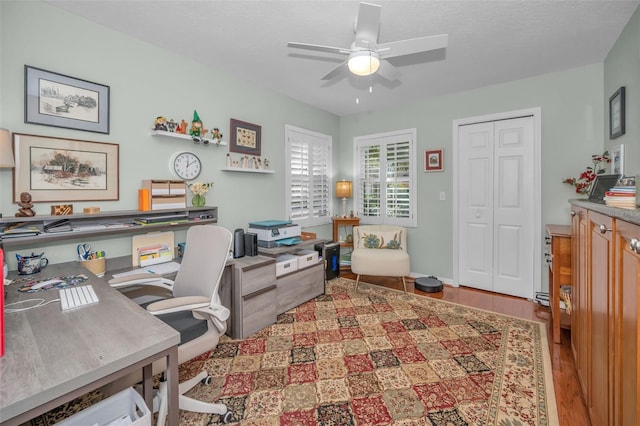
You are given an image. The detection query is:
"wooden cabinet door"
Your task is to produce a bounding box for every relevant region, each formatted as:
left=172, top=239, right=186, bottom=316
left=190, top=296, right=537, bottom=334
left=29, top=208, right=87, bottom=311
left=613, top=220, right=639, bottom=426
left=588, top=211, right=614, bottom=426
left=571, top=206, right=589, bottom=398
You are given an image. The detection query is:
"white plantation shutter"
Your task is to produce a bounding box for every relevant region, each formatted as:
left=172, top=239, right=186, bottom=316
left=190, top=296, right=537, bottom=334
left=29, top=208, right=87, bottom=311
left=286, top=125, right=332, bottom=226
left=354, top=129, right=416, bottom=227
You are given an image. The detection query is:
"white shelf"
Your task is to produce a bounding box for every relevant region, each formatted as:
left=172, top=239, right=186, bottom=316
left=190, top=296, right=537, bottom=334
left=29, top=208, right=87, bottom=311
left=221, top=167, right=275, bottom=174
left=151, top=130, right=227, bottom=146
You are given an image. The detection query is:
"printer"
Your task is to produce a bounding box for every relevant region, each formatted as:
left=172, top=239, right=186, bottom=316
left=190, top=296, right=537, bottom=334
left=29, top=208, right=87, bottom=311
left=248, top=220, right=302, bottom=248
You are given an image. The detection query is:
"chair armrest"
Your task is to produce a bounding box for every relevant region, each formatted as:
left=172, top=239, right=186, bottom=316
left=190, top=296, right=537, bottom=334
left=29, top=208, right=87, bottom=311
left=108, top=273, right=174, bottom=292
left=146, top=296, right=210, bottom=315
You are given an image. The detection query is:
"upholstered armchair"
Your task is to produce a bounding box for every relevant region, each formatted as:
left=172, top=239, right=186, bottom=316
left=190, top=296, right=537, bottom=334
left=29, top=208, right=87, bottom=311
left=350, top=225, right=410, bottom=292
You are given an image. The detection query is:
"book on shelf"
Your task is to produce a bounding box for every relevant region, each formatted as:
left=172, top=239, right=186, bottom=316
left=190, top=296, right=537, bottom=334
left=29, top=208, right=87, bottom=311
left=43, top=219, right=72, bottom=233
left=1, top=223, right=42, bottom=238
left=134, top=213, right=189, bottom=224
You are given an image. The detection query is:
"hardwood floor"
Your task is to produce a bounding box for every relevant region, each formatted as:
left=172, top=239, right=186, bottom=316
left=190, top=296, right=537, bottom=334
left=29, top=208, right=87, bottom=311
left=343, top=273, right=591, bottom=426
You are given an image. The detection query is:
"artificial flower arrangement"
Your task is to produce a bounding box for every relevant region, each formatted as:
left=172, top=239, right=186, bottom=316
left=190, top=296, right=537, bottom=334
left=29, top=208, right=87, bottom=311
left=189, top=182, right=213, bottom=206
left=562, top=151, right=610, bottom=194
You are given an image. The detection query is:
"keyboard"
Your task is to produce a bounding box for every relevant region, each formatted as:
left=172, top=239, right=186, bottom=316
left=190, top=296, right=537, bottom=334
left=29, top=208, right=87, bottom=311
left=59, top=285, right=99, bottom=311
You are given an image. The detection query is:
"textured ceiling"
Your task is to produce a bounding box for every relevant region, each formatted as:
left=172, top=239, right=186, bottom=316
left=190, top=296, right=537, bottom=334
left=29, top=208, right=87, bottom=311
left=48, top=0, right=639, bottom=116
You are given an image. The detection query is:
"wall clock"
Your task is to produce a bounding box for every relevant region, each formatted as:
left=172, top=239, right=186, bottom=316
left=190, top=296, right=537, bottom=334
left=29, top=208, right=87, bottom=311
left=171, top=152, right=201, bottom=180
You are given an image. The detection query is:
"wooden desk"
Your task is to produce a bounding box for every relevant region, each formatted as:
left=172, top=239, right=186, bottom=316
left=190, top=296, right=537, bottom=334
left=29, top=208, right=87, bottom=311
left=0, top=262, right=181, bottom=425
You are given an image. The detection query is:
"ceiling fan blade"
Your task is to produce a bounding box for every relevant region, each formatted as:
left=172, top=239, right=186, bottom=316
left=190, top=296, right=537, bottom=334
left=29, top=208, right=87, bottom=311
left=287, top=42, right=350, bottom=55
left=378, top=34, right=448, bottom=59
left=376, top=60, right=401, bottom=81
left=321, top=60, right=349, bottom=80
left=354, top=2, right=381, bottom=48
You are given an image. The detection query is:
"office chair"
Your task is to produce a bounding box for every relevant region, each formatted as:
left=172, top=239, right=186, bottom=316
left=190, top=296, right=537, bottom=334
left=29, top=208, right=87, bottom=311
left=109, top=225, right=233, bottom=425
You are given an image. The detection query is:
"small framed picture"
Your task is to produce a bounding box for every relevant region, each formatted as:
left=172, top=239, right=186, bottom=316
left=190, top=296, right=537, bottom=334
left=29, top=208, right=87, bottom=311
left=230, top=118, right=261, bottom=156
left=609, top=86, right=625, bottom=139
left=611, top=144, right=624, bottom=175
left=424, top=148, right=443, bottom=172
left=24, top=65, right=110, bottom=134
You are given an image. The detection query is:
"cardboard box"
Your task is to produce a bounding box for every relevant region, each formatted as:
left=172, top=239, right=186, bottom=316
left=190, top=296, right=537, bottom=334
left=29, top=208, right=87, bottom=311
left=276, top=254, right=298, bottom=277
left=295, top=249, right=319, bottom=269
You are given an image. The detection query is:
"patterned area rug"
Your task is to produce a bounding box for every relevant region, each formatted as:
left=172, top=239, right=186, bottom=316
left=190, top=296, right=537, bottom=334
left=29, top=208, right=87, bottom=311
left=31, top=278, right=558, bottom=425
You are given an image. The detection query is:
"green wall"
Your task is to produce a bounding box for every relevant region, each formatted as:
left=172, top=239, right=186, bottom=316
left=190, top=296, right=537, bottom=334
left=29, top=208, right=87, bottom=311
left=2, top=1, right=638, bottom=292
left=339, top=64, right=604, bottom=283
left=0, top=1, right=339, bottom=267
left=604, top=5, right=640, bottom=173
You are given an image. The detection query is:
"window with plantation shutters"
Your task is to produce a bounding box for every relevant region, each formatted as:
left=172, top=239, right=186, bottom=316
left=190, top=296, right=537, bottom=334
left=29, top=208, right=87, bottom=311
left=285, top=125, right=332, bottom=227
left=354, top=129, right=416, bottom=227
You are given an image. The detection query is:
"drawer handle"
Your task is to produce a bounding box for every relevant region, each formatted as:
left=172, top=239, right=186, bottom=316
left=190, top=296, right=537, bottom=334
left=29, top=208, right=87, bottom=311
left=243, top=284, right=277, bottom=300
left=571, top=211, right=576, bottom=216
left=599, top=224, right=611, bottom=234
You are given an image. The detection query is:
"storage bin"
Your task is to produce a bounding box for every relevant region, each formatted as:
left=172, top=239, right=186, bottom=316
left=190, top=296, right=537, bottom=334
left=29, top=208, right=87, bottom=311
left=57, top=387, right=150, bottom=426
left=295, top=249, right=319, bottom=269
left=276, top=254, right=298, bottom=277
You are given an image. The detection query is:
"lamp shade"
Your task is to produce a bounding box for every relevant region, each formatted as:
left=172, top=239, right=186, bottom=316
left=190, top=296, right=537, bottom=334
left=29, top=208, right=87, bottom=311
left=336, top=180, right=353, bottom=199
left=0, top=129, right=14, bottom=168
left=347, top=51, right=380, bottom=76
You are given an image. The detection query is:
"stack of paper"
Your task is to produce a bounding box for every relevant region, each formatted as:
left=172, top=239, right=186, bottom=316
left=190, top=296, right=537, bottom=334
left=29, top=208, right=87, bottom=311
left=138, top=244, right=172, bottom=267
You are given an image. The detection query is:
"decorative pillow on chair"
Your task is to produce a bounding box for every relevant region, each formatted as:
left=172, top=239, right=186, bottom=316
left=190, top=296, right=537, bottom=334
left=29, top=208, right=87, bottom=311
left=361, top=231, right=402, bottom=249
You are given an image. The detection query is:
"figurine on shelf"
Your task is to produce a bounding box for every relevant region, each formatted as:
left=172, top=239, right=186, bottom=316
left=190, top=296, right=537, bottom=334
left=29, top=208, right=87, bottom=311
left=15, top=192, right=35, bottom=217
left=226, top=153, right=231, bottom=168
left=189, top=110, right=204, bottom=137
left=167, top=119, right=177, bottom=132
left=153, top=116, right=168, bottom=131
left=177, top=119, right=187, bottom=134
left=263, top=158, right=270, bottom=169
left=232, top=159, right=239, bottom=168
left=211, top=128, right=223, bottom=144
left=242, top=156, right=249, bottom=169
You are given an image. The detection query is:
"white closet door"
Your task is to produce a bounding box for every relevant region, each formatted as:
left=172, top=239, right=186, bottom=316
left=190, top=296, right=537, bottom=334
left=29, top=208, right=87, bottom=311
left=457, top=116, right=535, bottom=299
left=458, top=122, right=494, bottom=291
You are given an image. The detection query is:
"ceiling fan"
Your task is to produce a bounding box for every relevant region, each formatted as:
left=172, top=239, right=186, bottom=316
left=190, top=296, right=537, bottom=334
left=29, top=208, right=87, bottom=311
left=287, top=1, right=448, bottom=82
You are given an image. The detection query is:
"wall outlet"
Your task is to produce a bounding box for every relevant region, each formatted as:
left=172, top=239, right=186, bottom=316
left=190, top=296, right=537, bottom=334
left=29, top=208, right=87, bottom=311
left=439, top=192, right=446, bottom=201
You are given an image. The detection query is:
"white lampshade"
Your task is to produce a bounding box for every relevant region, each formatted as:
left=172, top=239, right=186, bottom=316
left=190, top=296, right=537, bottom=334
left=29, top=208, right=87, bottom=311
left=0, top=128, right=15, bottom=168
left=347, top=51, right=380, bottom=76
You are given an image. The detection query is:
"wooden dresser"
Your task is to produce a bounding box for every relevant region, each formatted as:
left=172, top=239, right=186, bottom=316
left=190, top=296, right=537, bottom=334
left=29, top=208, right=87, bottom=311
left=569, top=200, right=639, bottom=426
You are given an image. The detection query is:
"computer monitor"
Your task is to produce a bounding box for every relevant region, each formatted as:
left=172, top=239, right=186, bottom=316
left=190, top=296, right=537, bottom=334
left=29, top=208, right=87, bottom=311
left=588, top=174, right=621, bottom=203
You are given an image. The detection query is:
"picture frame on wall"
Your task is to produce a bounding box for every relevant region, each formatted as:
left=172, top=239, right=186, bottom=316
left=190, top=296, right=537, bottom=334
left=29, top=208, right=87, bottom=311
left=24, top=65, right=110, bottom=134
left=424, top=148, right=443, bottom=172
left=12, top=133, right=119, bottom=203
left=229, top=118, right=261, bottom=156
left=611, top=144, right=624, bottom=176
left=609, top=86, right=625, bottom=139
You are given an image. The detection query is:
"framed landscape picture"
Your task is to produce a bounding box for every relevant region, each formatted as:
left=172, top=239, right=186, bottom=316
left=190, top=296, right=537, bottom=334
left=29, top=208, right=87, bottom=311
left=12, top=133, right=119, bottom=203
left=24, top=65, right=110, bottom=134
left=229, top=118, right=261, bottom=156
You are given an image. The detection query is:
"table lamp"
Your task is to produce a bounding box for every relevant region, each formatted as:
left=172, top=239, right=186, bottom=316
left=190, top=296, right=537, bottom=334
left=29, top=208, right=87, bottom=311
left=0, top=129, right=15, bottom=168
left=335, top=180, right=352, bottom=218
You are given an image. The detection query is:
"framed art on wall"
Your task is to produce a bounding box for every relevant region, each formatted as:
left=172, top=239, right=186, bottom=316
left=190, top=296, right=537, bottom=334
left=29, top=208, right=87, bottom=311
left=229, top=118, right=261, bottom=156
left=424, top=148, right=443, bottom=172
left=611, top=144, right=624, bottom=175
left=12, top=133, right=119, bottom=203
left=24, top=65, right=110, bottom=134
left=609, top=86, right=625, bottom=139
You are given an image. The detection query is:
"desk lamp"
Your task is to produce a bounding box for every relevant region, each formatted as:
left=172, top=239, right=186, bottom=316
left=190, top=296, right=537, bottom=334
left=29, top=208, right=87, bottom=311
left=335, top=180, right=352, bottom=218
left=0, top=129, right=15, bottom=168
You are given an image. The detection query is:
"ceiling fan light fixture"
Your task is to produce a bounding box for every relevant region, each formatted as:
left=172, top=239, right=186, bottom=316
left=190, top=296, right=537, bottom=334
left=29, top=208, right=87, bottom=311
left=348, top=50, right=380, bottom=76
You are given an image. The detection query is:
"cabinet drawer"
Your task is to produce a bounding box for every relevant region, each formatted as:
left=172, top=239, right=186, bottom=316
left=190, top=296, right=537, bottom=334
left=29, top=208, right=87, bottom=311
left=241, top=263, right=276, bottom=296
left=277, top=262, right=324, bottom=314
left=242, top=285, right=277, bottom=338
